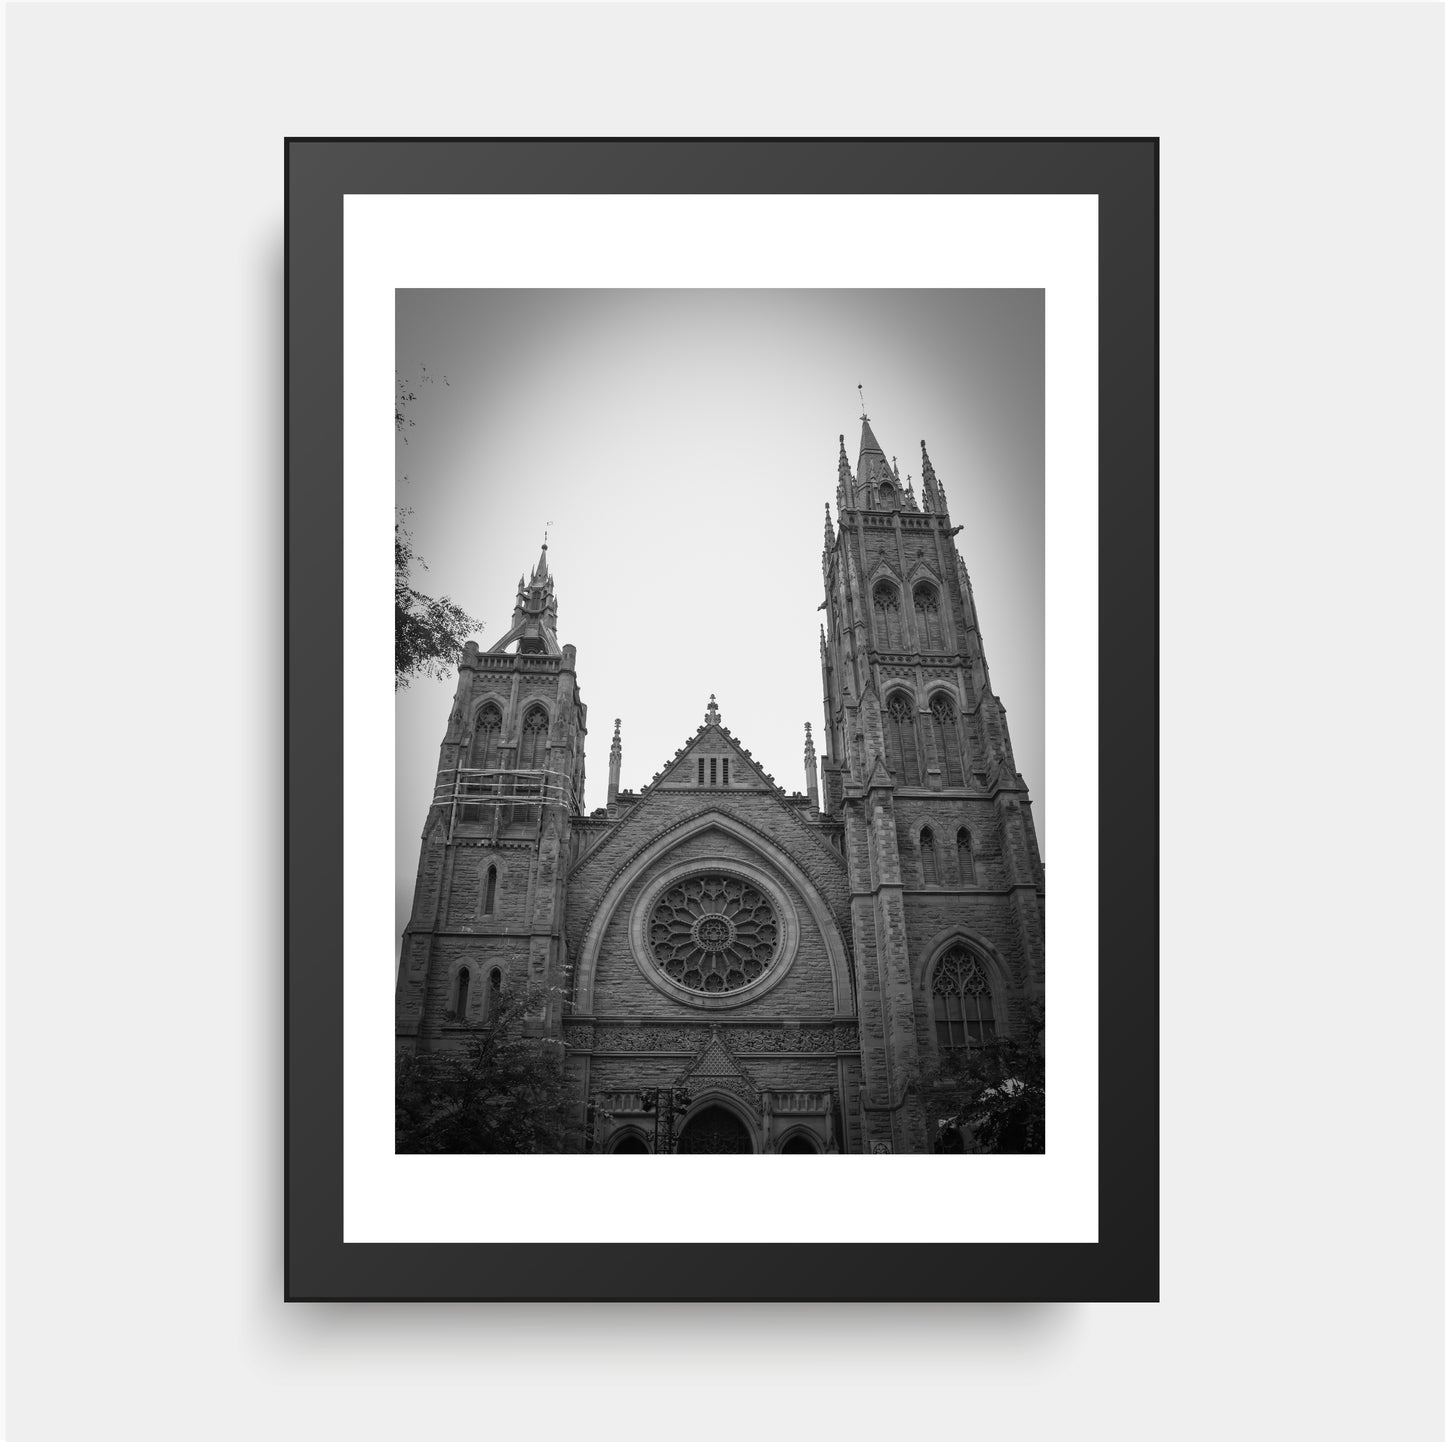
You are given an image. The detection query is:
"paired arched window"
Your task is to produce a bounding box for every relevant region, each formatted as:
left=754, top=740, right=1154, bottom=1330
left=913, top=583, right=944, bottom=651
left=956, top=828, right=977, bottom=886
left=884, top=692, right=921, bottom=785
left=931, top=946, right=996, bottom=1052
left=872, top=581, right=903, bottom=651
left=482, top=865, right=498, bottom=915
left=454, top=966, right=471, bottom=1019
left=517, top=706, right=549, bottom=773
left=919, top=827, right=940, bottom=886
left=929, top=694, right=965, bottom=788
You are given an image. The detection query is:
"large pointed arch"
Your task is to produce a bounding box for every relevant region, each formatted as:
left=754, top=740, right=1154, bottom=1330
left=571, top=808, right=855, bottom=1016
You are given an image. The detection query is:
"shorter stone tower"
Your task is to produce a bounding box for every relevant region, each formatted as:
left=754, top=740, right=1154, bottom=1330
left=395, top=540, right=587, bottom=1052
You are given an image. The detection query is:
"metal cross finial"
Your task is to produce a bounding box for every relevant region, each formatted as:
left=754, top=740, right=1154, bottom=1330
left=857, top=383, right=867, bottom=418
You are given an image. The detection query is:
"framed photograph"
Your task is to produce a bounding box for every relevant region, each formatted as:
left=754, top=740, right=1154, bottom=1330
left=286, top=138, right=1158, bottom=1301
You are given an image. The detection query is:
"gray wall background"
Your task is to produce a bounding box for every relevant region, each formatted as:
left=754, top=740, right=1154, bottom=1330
left=7, top=4, right=1441, bottom=1441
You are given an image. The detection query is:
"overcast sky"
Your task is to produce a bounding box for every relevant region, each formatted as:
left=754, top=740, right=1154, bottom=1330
left=396, top=289, right=1043, bottom=950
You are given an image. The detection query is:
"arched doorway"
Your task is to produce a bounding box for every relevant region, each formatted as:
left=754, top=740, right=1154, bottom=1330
left=779, top=1132, right=819, bottom=1154
left=676, top=1105, right=754, bottom=1154
left=611, top=1134, right=649, bottom=1154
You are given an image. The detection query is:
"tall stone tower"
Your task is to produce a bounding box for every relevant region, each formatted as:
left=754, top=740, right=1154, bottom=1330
left=394, top=540, right=587, bottom=1052
left=819, top=414, right=1045, bottom=1152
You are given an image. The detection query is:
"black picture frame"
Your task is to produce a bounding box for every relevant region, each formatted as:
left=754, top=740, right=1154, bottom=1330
left=286, top=138, right=1158, bottom=1302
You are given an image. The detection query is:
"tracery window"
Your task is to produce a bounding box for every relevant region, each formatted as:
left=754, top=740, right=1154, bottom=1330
left=517, top=705, right=549, bottom=773
left=647, top=874, right=780, bottom=995
left=884, top=692, right=921, bottom=786
left=920, top=827, right=940, bottom=886
left=932, top=947, right=996, bottom=1052
left=872, top=581, right=903, bottom=651
left=913, top=582, right=944, bottom=651
left=930, top=694, right=965, bottom=788
left=957, top=828, right=977, bottom=886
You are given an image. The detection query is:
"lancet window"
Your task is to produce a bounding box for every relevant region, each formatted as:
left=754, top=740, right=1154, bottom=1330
left=931, top=947, right=996, bottom=1052
left=956, top=828, right=977, bottom=886
left=930, top=694, right=965, bottom=788
left=473, top=702, right=502, bottom=771
left=920, top=827, right=940, bottom=886
left=517, top=706, right=549, bottom=772
left=913, top=582, right=944, bottom=651
left=872, top=581, right=904, bottom=651
left=884, top=692, right=922, bottom=786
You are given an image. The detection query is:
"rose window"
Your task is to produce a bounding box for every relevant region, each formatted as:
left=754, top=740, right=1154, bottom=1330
left=647, top=874, right=779, bottom=994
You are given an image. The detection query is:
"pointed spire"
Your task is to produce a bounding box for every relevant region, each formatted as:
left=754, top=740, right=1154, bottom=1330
left=531, top=529, right=550, bottom=581
left=836, top=434, right=855, bottom=511
left=859, top=414, right=886, bottom=467
left=920, top=439, right=948, bottom=515
left=803, top=721, right=819, bottom=809
left=823, top=500, right=835, bottom=548
left=607, top=717, right=622, bottom=807
left=705, top=694, right=721, bottom=727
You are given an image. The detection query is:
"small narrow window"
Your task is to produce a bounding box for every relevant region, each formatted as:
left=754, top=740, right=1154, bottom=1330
left=483, top=865, right=497, bottom=915
left=920, top=828, right=939, bottom=886
left=722, top=758, right=730, bottom=785
left=486, top=967, right=502, bottom=1020
left=710, top=757, right=718, bottom=785
left=957, top=829, right=977, bottom=886
left=698, top=757, right=705, bottom=784
left=455, top=967, right=471, bottom=1019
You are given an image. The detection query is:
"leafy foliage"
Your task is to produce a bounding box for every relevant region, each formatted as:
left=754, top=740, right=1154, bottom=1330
left=923, top=1000, right=1045, bottom=1154
left=396, top=987, right=573, bottom=1154
left=395, top=511, right=481, bottom=690
left=394, top=365, right=479, bottom=689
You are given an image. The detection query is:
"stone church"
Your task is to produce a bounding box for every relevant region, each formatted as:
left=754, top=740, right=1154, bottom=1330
left=395, top=414, right=1044, bottom=1153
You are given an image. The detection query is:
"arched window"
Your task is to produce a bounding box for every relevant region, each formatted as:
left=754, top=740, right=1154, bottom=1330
left=473, top=703, right=502, bottom=771
left=884, top=692, right=921, bottom=786
left=956, top=828, right=977, bottom=886
left=454, top=966, right=471, bottom=1020
left=913, top=583, right=943, bottom=651
left=878, top=480, right=895, bottom=508
left=486, top=967, right=503, bottom=1020
left=483, top=865, right=498, bottom=915
left=872, top=581, right=902, bottom=651
left=932, top=946, right=996, bottom=1052
left=930, top=694, right=965, bottom=787
left=919, top=827, right=939, bottom=886
left=518, top=705, right=549, bottom=775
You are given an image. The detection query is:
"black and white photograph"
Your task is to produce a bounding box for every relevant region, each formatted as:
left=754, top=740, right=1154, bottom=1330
left=392, top=289, right=1045, bottom=1156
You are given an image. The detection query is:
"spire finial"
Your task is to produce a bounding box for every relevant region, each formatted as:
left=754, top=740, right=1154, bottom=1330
left=705, top=694, right=721, bottom=726
left=857, top=383, right=867, bottom=419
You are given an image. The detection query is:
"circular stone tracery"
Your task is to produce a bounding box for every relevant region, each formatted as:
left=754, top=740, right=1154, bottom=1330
left=647, top=874, right=779, bottom=995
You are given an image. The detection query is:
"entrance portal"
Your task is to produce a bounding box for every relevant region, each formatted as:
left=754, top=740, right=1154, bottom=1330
left=675, top=1105, right=754, bottom=1154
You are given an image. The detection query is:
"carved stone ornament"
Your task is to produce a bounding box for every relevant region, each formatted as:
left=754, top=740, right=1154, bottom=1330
left=628, top=859, right=799, bottom=1011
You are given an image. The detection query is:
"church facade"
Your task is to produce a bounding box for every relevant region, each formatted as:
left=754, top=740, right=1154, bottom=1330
left=395, top=415, right=1044, bottom=1154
